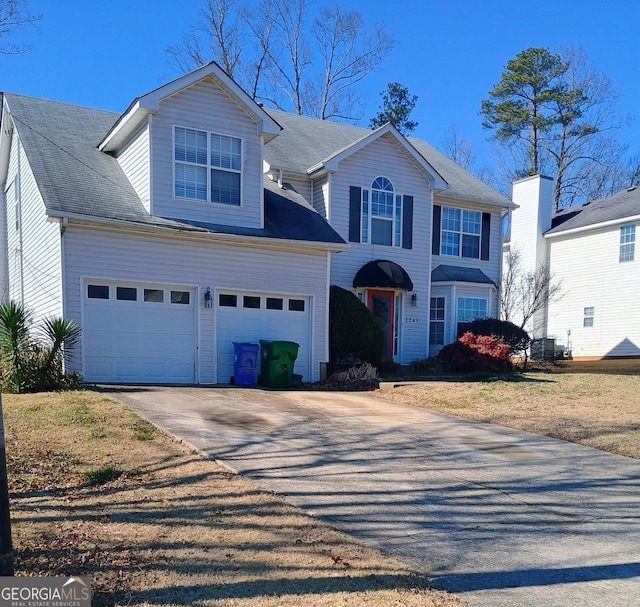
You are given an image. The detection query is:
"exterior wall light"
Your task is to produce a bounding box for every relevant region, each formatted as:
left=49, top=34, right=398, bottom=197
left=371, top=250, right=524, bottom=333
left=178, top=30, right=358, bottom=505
left=411, top=291, right=419, bottom=307
left=204, top=286, right=213, bottom=308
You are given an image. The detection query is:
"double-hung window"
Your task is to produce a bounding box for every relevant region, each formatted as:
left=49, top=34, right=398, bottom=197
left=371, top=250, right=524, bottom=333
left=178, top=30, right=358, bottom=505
left=433, top=205, right=490, bottom=260
left=429, top=297, right=445, bottom=345
left=583, top=307, right=594, bottom=327
left=361, top=177, right=403, bottom=246
left=174, top=126, right=242, bottom=205
left=620, top=225, right=635, bottom=262
left=441, top=207, right=481, bottom=257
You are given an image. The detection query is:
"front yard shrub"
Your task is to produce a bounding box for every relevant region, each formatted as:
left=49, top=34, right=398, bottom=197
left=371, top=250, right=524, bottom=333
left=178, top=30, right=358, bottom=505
left=329, top=285, right=384, bottom=371
left=0, top=300, right=82, bottom=393
left=458, top=317, right=530, bottom=356
left=408, top=357, right=442, bottom=376
left=438, top=332, right=512, bottom=373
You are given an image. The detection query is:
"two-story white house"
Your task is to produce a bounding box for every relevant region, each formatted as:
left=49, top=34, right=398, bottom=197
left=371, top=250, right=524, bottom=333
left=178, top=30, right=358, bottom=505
left=509, top=174, right=640, bottom=359
left=0, top=62, right=514, bottom=384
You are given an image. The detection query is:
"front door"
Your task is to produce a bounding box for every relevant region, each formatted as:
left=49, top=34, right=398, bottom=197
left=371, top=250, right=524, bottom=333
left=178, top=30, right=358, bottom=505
left=367, top=290, right=395, bottom=361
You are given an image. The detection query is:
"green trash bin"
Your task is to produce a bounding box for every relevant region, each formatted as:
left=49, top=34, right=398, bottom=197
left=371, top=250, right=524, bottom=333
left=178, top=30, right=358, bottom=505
left=259, top=340, right=300, bottom=388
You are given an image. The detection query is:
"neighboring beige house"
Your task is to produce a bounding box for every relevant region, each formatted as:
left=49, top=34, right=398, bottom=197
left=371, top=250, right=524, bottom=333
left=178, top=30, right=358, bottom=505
left=509, top=175, right=640, bottom=359
left=0, top=62, right=514, bottom=384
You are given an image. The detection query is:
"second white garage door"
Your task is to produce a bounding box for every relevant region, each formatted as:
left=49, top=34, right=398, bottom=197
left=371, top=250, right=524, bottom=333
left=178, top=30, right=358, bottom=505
left=216, top=291, right=311, bottom=384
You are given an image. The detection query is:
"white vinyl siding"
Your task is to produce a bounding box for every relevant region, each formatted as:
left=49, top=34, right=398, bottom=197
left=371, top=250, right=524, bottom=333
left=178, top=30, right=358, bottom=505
left=151, top=78, right=263, bottom=228
left=284, top=175, right=312, bottom=205
left=328, top=134, right=431, bottom=363
left=116, top=121, right=151, bottom=212
left=311, top=174, right=329, bottom=218
left=62, top=226, right=330, bottom=383
left=547, top=226, right=640, bottom=358
left=5, top=135, right=62, bottom=322
left=0, top=185, right=9, bottom=300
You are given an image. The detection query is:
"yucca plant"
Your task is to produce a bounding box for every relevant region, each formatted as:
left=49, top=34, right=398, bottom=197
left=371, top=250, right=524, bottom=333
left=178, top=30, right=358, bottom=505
left=0, top=301, right=82, bottom=393
left=40, top=317, right=82, bottom=386
left=0, top=301, right=32, bottom=393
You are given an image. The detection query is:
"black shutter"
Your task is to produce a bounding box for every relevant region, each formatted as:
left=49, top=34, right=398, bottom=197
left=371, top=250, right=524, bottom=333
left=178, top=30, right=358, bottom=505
left=481, top=212, right=491, bottom=260
left=402, top=195, right=413, bottom=249
left=432, top=205, right=441, bottom=256
left=349, top=186, right=361, bottom=243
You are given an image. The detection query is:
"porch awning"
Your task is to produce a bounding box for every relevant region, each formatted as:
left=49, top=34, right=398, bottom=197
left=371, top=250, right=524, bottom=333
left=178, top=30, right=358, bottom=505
left=353, top=260, right=414, bottom=291
left=431, top=264, right=495, bottom=286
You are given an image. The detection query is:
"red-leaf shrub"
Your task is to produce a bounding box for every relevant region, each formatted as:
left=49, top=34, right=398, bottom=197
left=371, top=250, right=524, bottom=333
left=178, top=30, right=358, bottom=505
left=437, top=332, right=512, bottom=373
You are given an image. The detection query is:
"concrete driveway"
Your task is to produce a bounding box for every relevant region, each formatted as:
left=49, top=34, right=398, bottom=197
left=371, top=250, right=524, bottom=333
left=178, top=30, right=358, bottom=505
left=105, top=385, right=640, bottom=607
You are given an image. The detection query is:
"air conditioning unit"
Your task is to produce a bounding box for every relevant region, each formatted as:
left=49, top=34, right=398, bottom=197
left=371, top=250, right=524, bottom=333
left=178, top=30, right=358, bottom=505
left=530, top=338, right=556, bottom=361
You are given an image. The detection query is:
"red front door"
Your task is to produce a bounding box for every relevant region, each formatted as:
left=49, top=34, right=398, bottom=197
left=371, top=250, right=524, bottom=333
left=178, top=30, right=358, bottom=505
left=367, top=290, right=395, bottom=361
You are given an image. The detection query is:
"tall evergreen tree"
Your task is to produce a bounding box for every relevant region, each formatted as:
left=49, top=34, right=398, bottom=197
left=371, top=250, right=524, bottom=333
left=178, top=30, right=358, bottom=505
left=481, top=47, right=634, bottom=209
left=369, top=82, right=418, bottom=135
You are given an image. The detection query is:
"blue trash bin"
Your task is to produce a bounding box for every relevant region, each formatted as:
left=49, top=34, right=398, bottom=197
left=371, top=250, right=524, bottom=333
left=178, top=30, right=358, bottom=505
left=232, top=342, right=259, bottom=386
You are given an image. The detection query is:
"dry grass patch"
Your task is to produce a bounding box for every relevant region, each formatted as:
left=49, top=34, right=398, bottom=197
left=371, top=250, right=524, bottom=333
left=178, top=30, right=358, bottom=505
left=4, top=391, right=465, bottom=607
left=374, top=373, right=640, bottom=459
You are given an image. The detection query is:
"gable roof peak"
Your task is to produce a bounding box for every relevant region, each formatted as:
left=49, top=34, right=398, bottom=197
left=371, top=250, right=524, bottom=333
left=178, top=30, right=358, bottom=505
left=99, top=62, right=281, bottom=152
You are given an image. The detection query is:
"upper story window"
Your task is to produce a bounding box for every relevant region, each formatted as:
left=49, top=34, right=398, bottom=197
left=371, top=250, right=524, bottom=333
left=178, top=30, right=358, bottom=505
left=361, top=177, right=403, bottom=247
left=441, top=207, right=481, bottom=257
left=619, top=225, right=635, bottom=262
left=432, top=205, right=491, bottom=260
left=174, top=126, right=242, bottom=206
left=349, top=184, right=413, bottom=249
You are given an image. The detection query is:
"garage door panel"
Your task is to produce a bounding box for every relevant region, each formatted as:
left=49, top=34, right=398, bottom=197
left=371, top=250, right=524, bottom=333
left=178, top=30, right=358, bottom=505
left=84, top=306, right=115, bottom=330
left=84, top=282, right=195, bottom=384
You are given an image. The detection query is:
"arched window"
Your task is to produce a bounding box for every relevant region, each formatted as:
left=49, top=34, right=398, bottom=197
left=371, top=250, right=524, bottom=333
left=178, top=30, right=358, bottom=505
left=362, top=177, right=402, bottom=246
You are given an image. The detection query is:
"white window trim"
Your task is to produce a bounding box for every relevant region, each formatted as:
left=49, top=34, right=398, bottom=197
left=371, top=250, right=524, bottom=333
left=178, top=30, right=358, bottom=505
left=619, top=224, right=635, bottom=263
left=172, top=125, right=244, bottom=207
left=429, top=296, right=446, bottom=346
left=583, top=306, right=595, bottom=328
left=360, top=177, right=404, bottom=247
left=440, top=206, right=482, bottom=259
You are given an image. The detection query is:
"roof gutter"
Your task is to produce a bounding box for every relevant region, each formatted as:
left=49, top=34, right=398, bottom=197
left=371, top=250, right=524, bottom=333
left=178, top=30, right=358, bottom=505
left=545, top=213, right=640, bottom=239
left=46, top=211, right=348, bottom=253
left=99, top=99, right=157, bottom=152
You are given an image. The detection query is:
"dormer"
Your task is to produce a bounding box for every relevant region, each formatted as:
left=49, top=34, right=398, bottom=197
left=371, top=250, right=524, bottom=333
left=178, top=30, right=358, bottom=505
left=99, top=63, right=281, bottom=229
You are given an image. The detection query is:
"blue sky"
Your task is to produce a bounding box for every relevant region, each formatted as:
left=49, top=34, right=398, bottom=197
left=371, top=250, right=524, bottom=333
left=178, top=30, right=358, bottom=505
left=2, top=0, right=639, bottom=172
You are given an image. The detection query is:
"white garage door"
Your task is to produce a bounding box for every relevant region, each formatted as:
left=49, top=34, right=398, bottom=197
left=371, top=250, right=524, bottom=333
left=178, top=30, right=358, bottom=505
left=216, top=291, right=311, bottom=384
left=83, top=281, right=196, bottom=384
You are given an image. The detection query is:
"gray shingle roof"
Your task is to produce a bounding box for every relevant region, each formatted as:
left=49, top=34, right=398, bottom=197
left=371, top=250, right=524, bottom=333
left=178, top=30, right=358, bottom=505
left=264, top=109, right=514, bottom=210
left=548, top=186, right=640, bottom=235
left=431, top=264, right=495, bottom=285
left=3, top=93, right=344, bottom=245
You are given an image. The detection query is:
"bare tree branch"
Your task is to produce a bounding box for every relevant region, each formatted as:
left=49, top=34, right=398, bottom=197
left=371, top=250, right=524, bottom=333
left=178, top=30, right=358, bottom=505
left=501, top=247, right=563, bottom=335
left=0, top=0, right=40, bottom=55
left=440, top=126, right=478, bottom=169
left=166, top=0, right=394, bottom=121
